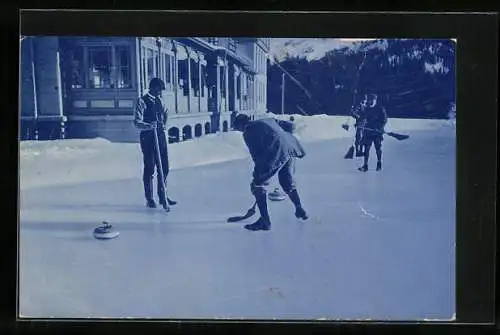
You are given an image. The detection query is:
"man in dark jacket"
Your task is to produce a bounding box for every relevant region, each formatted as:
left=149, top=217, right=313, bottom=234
left=233, top=114, right=308, bottom=231
left=352, top=94, right=368, bottom=157
left=358, top=93, right=388, bottom=172
left=134, top=78, right=177, bottom=211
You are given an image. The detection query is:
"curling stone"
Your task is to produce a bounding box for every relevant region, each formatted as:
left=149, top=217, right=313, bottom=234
left=93, top=221, right=120, bottom=240
left=268, top=188, right=286, bottom=201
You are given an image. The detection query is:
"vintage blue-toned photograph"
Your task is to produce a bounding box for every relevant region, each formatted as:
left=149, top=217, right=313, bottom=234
left=19, top=36, right=456, bottom=320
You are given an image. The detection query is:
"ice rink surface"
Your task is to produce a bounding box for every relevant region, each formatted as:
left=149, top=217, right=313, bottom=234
left=19, top=125, right=455, bottom=320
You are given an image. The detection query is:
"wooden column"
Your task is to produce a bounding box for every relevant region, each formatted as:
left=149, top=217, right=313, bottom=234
left=233, top=64, right=238, bottom=113
left=142, top=46, right=147, bottom=92
left=55, top=48, right=66, bottom=138
left=224, top=57, right=229, bottom=112
left=172, top=42, right=179, bottom=114
left=241, top=72, right=245, bottom=110
left=135, top=38, right=142, bottom=96
left=216, top=57, right=222, bottom=114
left=186, top=48, right=192, bottom=113
left=30, top=37, right=39, bottom=140
left=197, top=53, right=202, bottom=112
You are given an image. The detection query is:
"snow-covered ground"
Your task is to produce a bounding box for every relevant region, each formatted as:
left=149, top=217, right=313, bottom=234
left=19, top=115, right=456, bottom=320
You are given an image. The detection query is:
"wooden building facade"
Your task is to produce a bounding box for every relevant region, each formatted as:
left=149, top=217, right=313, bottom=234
left=20, top=36, right=270, bottom=142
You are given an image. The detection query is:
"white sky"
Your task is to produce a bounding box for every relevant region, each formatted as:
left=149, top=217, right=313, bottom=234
left=269, top=38, right=374, bottom=61
left=269, top=38, right=456, bottom=61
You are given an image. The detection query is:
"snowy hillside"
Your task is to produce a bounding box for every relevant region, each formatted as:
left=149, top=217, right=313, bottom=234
left=268, top=38, right=456, bottom=119
left=19, top=115, right=454, bottom=190
left=270, top=38, right=369, bottom=61
left=270, top=38, right=452, bottom=64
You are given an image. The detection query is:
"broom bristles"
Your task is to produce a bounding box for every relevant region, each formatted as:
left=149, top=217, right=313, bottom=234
left=344, top=145, right=355, bottom=159
left=387, top=132, right=410, bottom=140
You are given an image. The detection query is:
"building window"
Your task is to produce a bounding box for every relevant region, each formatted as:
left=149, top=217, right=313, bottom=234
left=88, top=47, right=113, bottom=88
left=228, top=38, right=238, bottom=53
left=146, top=49, right=155, bottom=84
left=142, top=47, right=163, bottom=87
left=71, top=44, right=133, bottom=90
left=220, top=66, right=226, bottom=96
left=171, top=54, right=177, bottom=88
left=262, top=51, right=265, bottom=72
left=165, top=54, right=171, bottom=85
left=155, top=51, right=161, bottom=80
left=258, top=50, right=262, bottom=73
left=70, top=46, right=84, bottom=89
left=178, top=58, right=188, bottom=96
left=248, top=76, right=254, bottom=109
left=116, top=46, right=131, bottom=89
left=208, top=38, right=219, bottom=46
left=242, top=74, right=248, bottom=109
left=237, top=74, right=241, bottom=100
left=191, top=58, right=199, bottom=97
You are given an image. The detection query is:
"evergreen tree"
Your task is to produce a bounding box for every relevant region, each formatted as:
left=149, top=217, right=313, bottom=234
left=268, top=39, right=456, bottom=119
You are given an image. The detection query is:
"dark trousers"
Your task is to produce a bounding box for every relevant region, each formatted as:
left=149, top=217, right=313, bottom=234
left=362, top=130, right=383, bottom=164
left=140, top=129, right=170, bottom=204
left=251, top=158, right=297, bottom=196
left=250, top=158, right=303, bottom=222
left=354, top=125, right=364, bottom=153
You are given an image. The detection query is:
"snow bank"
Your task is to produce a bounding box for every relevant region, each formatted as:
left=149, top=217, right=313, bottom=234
left=19, top=115, right=453, bottom=190
left=19, top=132, right=249, bottom=190
left=19, top=140, right=140, bottom=190
left=272, top=114, right=452, bottom=141
left=20, top=138, right=114, bottom=161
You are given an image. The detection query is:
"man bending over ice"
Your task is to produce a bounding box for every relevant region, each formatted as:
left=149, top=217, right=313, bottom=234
left=233, top=114, right=309, bottom=231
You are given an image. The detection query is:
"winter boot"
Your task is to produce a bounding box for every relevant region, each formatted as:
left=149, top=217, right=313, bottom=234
left=158, top=190, right=172, bottom=211
left=376, top=161, right=382, bottom=171
left=159, top=195, right=171, bottom=212
left=159, top=179, right=176, bottom=206
left=358, top=164, right=368, bottom=172
left=245, top=191, right=271, bottom=231
left=244, top=216, right=271, bottom=231
left=161, top=202, right=171, bottom=213
left=144, top=176, right=155, bottom=207
left=295, top=207, right=309, bottom=220
left=288, top=189, right=309, bottom=220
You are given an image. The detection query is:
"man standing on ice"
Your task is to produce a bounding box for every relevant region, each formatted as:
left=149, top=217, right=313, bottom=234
left=134, top=78, right=177, bottom=211
left=352, top=94, right=368, bottom=157
left=358, top=93, right=388, bottom=172
left=233, top=113, right=308, bottom=231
